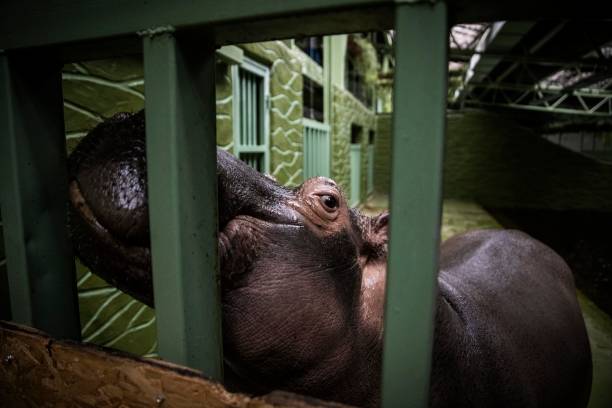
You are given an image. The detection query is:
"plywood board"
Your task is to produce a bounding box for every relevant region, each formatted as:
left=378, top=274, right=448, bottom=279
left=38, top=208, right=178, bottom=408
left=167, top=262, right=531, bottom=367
left=0, top=321, right=347, bottom=408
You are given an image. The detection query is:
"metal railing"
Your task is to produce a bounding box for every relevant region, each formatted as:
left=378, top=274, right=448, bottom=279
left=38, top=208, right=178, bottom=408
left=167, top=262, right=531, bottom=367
left=0, top=1, right=451, bottom=406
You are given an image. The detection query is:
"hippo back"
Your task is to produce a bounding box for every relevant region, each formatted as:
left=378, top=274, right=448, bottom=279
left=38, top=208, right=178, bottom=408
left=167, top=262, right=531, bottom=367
left=431, top=229, right=592, bottom=408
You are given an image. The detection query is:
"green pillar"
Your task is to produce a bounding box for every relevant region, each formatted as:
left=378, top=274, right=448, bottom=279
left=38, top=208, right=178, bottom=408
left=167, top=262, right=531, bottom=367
left=143, top=29, right=223, bottom=380
left=0, top=50, right=81, bottom=339
left=381, top=2, right=448, bottom=407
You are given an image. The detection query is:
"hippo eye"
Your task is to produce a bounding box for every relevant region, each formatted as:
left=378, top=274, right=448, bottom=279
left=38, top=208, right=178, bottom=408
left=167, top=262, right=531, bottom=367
left=319, top=194, right=339, bottom=211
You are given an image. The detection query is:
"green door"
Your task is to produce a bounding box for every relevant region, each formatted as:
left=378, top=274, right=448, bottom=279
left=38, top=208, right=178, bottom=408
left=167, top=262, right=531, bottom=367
left=350, top=143, right=361, bottom=206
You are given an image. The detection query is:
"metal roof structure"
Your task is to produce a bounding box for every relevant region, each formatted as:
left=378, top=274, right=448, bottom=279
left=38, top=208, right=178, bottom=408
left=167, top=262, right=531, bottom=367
left=449, top=20, right=612, bottom=117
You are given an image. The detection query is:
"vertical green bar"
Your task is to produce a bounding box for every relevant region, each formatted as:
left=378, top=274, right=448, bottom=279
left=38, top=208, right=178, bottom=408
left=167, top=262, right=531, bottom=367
left=381, top=2, right=447, bottom=408
left=143, top=30, right=223, bottom=379
left=1, top=210, right=12, bottom=320
left=240, top=73, right=246, bottom=151
left=0, top=50, right=80, bottom=339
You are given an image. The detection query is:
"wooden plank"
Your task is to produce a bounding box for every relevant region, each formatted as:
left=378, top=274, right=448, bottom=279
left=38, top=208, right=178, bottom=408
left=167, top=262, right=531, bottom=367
left=0, top=321, right=346, bottom=408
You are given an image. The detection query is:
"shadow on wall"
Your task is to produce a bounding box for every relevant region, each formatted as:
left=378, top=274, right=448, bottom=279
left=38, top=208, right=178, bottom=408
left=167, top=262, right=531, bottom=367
left=375, top=109, right=612, bottom=212
left=443, top=110, right=612, bottom=211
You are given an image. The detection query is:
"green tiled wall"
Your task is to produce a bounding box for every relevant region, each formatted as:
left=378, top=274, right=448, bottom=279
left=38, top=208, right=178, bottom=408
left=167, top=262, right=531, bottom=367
left=444, top=110, right=612, bottom=211
left=374, top=110, right=612, bottom=211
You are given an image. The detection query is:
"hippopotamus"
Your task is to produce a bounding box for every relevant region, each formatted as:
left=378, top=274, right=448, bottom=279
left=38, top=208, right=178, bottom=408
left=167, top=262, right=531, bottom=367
left=67, top=110, right=592, bottom=407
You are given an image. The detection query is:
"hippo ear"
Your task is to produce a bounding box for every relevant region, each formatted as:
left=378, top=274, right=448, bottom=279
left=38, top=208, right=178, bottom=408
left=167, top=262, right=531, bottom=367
left=373, top=212, right=389, bottom=240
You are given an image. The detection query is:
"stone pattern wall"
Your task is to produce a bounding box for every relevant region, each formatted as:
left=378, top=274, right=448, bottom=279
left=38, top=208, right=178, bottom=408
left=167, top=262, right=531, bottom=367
left=242, top=42, right=304, bottom=186
left=374, top=109, right=612, bottom=211
left=295, top=47, right=324, bottom=86
left=331, top=86, right=376, bottom=202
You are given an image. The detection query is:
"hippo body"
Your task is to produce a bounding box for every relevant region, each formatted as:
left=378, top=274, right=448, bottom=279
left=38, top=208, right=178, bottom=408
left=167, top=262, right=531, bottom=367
left=68, top=111, right=591, bottom=407
left=432, top=230, right=591, bottom=408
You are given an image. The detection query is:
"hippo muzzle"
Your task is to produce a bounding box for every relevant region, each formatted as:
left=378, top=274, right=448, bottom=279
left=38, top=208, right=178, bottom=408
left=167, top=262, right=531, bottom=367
left=68, top=110, right=307, bottom=306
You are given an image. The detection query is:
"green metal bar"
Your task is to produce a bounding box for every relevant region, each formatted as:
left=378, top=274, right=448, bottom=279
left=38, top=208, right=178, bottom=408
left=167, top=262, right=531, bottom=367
left=247, top=74, right=252, bottom=148
left=143, top=30, right=223, bottom=379
left=0, top=50, right=81, bottom=339
left=0, top=0, right=395, bottom=50
left=0, top=213, right=11, bottom=321
left=241, top=72, right=247, bottom=149
left=251, top=75, right=257, bottom=146
left=381, top=2, right=448, bottom=407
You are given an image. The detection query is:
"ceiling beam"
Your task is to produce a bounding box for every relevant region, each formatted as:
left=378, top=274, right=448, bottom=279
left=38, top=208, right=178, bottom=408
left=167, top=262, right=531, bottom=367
left=452, top=21, right=536, bottom=104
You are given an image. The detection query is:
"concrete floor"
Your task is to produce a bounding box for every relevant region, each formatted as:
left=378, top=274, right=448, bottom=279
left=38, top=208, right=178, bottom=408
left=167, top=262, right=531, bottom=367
left=361, top=195, right=612, bottom=408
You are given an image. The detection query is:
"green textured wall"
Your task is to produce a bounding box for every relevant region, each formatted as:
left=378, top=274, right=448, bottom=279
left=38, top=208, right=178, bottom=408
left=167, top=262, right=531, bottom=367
left=331, top=86, right=376, bottom=203
left=374, top=110, right=612, bottom=211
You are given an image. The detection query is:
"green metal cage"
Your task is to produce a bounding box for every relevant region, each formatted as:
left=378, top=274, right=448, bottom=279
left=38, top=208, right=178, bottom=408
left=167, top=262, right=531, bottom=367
left=0, top=1, right=608, bottom=406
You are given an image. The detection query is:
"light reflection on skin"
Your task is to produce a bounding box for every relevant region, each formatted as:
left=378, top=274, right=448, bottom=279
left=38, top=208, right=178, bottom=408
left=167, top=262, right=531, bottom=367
left=114, top=163, right=143, bottom=211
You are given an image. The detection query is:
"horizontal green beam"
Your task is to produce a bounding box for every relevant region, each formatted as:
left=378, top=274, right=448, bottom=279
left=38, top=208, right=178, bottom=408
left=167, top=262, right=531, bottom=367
left=2, top=0, right=610, bottom=52
left=143, top=30, right=223, bottom=379
left=0, top=50, right=81, bottom=339
left=0, top=0, right=394, bottom=50
left=381, top=2, right=448, bottom=407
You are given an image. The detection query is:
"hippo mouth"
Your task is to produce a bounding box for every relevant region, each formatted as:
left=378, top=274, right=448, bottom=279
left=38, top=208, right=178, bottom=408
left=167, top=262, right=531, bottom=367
left=67, top=146, right=304, bottom=308
left=68, top=176, right=154, bottom=306
left=69, top=180, right=149, bottom=260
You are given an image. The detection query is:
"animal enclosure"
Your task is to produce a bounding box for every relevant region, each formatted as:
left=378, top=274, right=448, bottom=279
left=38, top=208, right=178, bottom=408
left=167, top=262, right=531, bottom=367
left=1, top=1, right=610, bottom=407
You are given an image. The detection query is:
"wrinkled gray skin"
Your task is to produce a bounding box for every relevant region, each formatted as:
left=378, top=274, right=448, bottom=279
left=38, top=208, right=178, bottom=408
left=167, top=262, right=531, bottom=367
left=68, top=111, right=592, bottom=408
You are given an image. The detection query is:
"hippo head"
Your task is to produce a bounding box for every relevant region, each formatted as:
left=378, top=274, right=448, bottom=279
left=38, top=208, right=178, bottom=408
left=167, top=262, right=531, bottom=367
left=68, top=111, right=389, bottom=406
